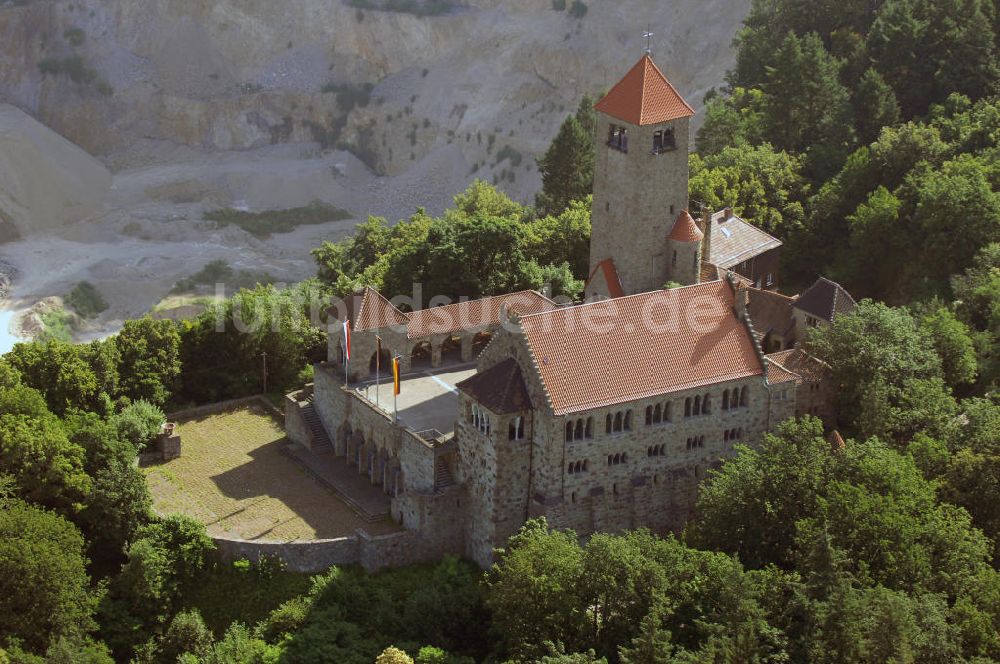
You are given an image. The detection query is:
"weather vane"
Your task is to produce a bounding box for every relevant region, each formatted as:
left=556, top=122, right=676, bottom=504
left=644, top=24, right=654, bottom=55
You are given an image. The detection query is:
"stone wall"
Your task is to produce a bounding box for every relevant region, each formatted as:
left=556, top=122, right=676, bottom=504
left=589, top=111, right=691, bottom=296
left=284, top=391, right=312, bottom=450
left=212, top=534, right=361, bottom=573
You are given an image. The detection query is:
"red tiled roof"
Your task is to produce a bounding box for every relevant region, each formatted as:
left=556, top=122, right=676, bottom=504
left=405, top=291, right=556, bottom=339
left=456, top=358, right=534, bottom=414
left=594, top=54, right=695, bottom=126
left=351, top=287, right=410, bottom=332
left=669, top=210, right=703, bottom=243
left=766, top=348, right=830, bottom=383
left=519, top=280, right=764, bottom=415
left=585, top=258, right=626, bottom=299
left=765, top=359, right=800, bottom=385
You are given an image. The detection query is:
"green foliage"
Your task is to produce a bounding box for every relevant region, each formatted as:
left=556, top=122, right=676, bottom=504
left=204, top=201, right=352, bottom=238
left=177, top=282, right=327, bottom=404
left=38, top=307, right=77, bottom=343
left=804, top=300, right=944, bottom=438
left=312, top=180, right=591, bottom=304
left=0, top=499, right=98, bottom=655
left=114, top=317, right=181, bottom=407
left=113, top=400, right=165, bottom=451
left=696, top=87, right=766, bottom=156
left=689, top=143, right=808, bottom=236
left=536, top=97, right=596, bottom=216
left=65, top=283, right=107, bottom=319
left=155, top=609, right=213, bottom=663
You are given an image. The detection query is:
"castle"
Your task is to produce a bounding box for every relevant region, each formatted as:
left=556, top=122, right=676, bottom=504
left=285, top=54, right=848, bottom=568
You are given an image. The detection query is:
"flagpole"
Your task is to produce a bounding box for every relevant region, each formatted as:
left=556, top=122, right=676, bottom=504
left=375, top=335, right=381, bottom=409
left=393, top=355, right=399, bottom=423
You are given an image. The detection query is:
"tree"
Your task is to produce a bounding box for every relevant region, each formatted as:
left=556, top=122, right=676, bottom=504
left=114, top=318, right=181, bottom=407
left=5, top=340, right=101, bottom=415
left=485, top=519, right=588, bottom=660
left=536, top=114, right=594, bottom=216
left=919, top=307, right=978, bottom=389
left=804, top=300, right=942, bottom=434
left=0, top=499, right=97, bottom=655
left=696, top=87, right=766, bottom=156
left=853, top=68, right=901, bottom=145
left=376, top=646, right=414, bottom=664
left=524, top=198, right=592, bottom=279
left=113, top=400, right=165, bottom=451
left=762, top=32, right=854, bottom=179
left=689, top=143, right=808, bottom=236
left=0, top=410, right=89, bottom=512
left=156, top=609, right=213, bottom=663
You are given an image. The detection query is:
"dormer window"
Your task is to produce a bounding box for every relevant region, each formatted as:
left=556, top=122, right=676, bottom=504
left=652, top=128, right=676, bottom=153
left=608, top=124, right=628, bottom=152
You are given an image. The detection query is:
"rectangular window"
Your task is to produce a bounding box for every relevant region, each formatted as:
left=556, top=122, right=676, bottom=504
left=652, top=128, right=676, bottom=153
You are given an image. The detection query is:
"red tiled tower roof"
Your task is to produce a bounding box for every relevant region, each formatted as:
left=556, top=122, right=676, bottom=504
left=668, top=210, right=703, bottom=243
left=594, top=54, right=695, bottom=126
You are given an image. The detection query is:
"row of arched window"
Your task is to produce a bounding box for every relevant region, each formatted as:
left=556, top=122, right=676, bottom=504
left=567, top=459, right=589, bottom=474
left=509, top=416, right=525, bottom=441
left=723, top=428, right=743, bottom=443
left=722, top=387, right=750, bottom=410
left=565, top=417, right=594, bottom=442
left=470, top=405, right=491, bottom=434
left=605, top=411, right=632, bottom=434
left=645, top=402, right=672, bottom=426
left=686, top=436, right=705, bottom=450
left=685, top=394, right=712, bottom=417
left=647, top=443, right=667, bottom=457
left=607, top=452, right=628, bottom=466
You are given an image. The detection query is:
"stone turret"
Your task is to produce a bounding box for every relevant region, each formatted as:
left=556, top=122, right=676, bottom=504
left=666, top=210, right=703, bottom=286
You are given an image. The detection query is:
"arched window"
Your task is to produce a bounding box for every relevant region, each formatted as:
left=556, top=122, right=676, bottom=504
left=585, top=417, right=593, bottom=439
left=624, top=411, right=632, bottom=430
left=583, top=460, right=589, bottom=471
left=659, top=443, right=666, bottom=455
left=664, top=402, right=672, bottom=421
left=694, top=395, right=701, bottom=415
left=575, top=461, right=582, bottom=473
left=565, top=421, right=573, bottom=442
left=614, top=412, right=623, bottom=432
left=485, top=417, right=491, bottom=435
left=568, top=462, right=574, bottom=474
left=685, top=398, right=691, bottom=417
left=722, top=389, right=730, bottom=410
left=653, top=404, right=662, bottom=424
left=645, top=405, right=653, bottom=425
left=509, top=419, right=517, bottom=441
left=607, top=454, right=613, bottom=466
left=517, top=417, right=525, bottom=439
left=702, top=394, right=710, bottom=413
left=740, top=386, right=749, bottom=407
left=606, top=414, right=613, bottom=434
left=575, top=419, right=584, bottom=440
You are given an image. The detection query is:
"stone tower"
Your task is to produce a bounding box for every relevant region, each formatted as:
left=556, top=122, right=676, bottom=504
left=588, top=54, right=695, bottom=297
left=666, top=210, right=703, bottom=285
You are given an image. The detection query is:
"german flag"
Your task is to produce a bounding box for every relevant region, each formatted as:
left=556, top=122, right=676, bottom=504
left=392, top=356, right=401, bottom=396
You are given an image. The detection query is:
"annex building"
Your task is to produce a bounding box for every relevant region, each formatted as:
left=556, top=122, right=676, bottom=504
left=286, top=53, right=847, bottom=568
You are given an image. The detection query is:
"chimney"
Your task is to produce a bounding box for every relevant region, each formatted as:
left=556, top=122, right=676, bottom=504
left=735, top=281, right=748, bottom=321
left=724, top=206, right=734, bottom=221
left=701, top=205, right=714, bottom=264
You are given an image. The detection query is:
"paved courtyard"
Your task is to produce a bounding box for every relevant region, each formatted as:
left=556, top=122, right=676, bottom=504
left=353, top=364, right=476, bottom=435
left=143, top=402, right=399, bottom=541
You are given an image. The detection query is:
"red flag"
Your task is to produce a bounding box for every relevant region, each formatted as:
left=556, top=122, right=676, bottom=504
left=392, top=357, right=401, bottom=396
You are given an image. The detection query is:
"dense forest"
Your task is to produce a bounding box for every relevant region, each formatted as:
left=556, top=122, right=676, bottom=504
left=3, top=0, right=1000, bottom=661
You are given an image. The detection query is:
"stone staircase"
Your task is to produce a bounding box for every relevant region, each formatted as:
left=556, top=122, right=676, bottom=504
left=434, top=457, right=454, bottom=491
left=301, top=402, right=333, bottom=454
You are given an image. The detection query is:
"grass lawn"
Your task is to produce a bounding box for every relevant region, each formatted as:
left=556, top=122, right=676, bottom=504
left=144, top=403, right=398, bottom=541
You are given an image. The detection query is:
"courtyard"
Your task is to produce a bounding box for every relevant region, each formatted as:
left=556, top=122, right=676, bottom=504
left=143, top=402, right=400, bottom=541
left=353, top=363, right=477, bottom=436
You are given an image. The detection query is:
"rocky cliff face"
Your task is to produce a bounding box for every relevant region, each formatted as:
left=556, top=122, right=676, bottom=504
left=0, top=0, right=748, bottom=196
